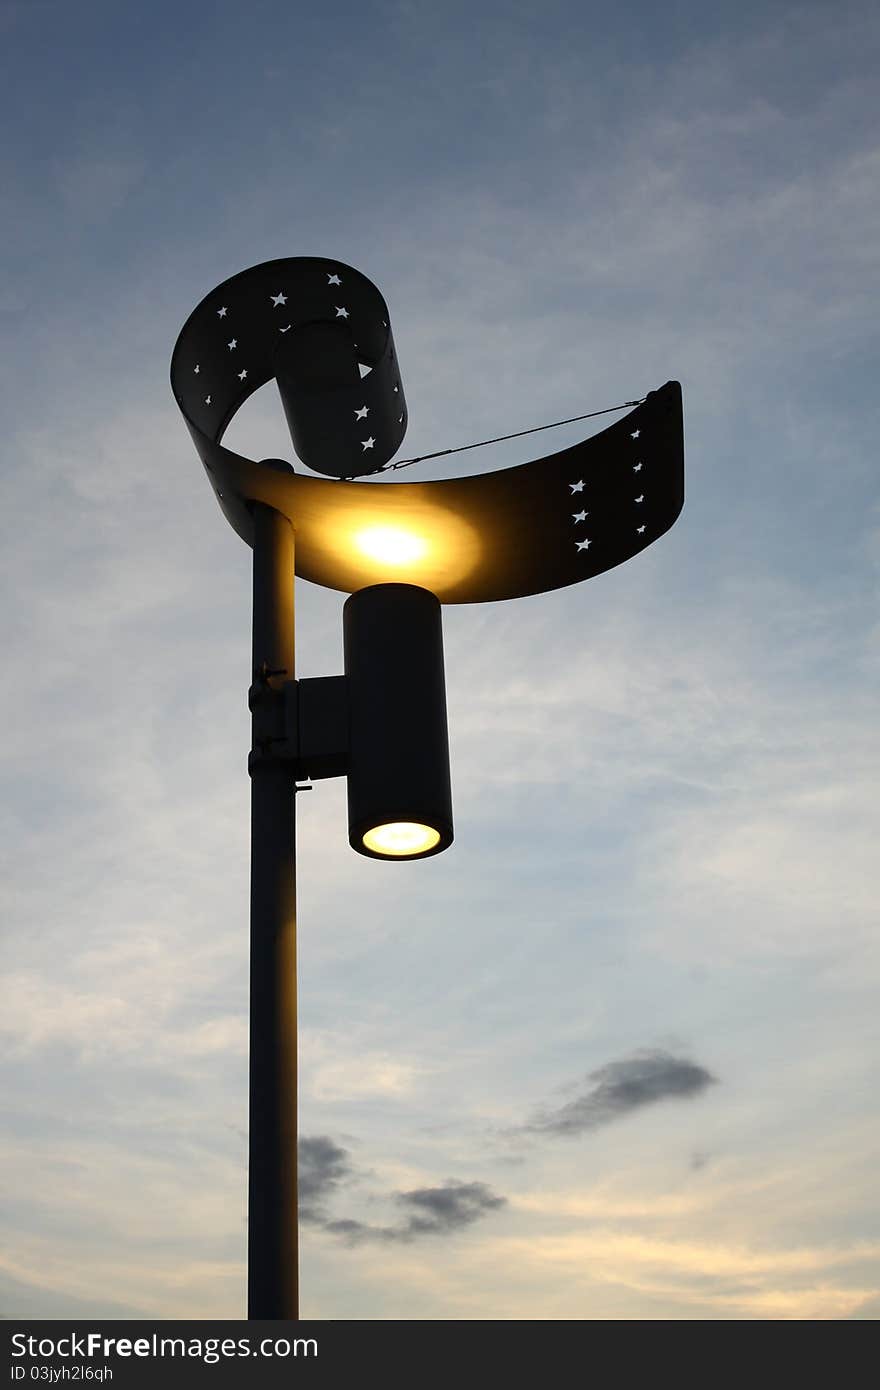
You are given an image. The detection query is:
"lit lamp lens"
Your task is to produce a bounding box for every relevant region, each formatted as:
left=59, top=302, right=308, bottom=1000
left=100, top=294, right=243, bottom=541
left=362, top=822, right=441, bottom=857
left=355, top=527, right=427, bottom=566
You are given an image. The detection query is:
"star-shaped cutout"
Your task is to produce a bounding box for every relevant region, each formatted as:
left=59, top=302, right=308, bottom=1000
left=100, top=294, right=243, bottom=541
left=238, top=369, right=248, bottom=380
left=635, top=494, right=645, bottom=503
left=569, top=480, right=584, bottom=493
left=630, top=429, right=640, bottom=439
left=327, top=273, right=342, bottom=286
left=355, top=405, right=369, bottom=419
left=217, top=306, right=227, bottom=318
left=271, top=292, right=287, bottom=307
left=205, top=394, right=212, bottom=404
left=576, top=538, right=591, bottom=551
left=572, top=510, right=588, bottom=523
left=227, top=338, right=237, bottom=350
left=633, top=462, right=643, bottom=472
left=637, top=525, right=646, bottom=534
left=335, top=306, right=349, bottom=318
left=193, top=364, right=200, bottom=374
left=361, top=436, right=375, bottom=450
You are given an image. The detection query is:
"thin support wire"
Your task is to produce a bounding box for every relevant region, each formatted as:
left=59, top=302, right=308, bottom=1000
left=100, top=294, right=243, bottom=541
left=380, top=397, right=646, bottom=473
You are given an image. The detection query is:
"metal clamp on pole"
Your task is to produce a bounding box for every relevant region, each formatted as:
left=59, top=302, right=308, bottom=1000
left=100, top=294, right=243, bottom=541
left=248, top=675, right=350, bottom=780
left=247, top=660, right=290, bottom=773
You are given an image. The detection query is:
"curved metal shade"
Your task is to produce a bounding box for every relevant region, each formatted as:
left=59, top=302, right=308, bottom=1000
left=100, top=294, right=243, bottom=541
left=171, top=261, right=684, bottom=604
left=171, top=255, right=407, bottom=478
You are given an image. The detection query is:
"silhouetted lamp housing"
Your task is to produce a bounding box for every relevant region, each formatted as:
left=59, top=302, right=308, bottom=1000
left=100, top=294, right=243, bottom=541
left=170, top=254, right=685, bottom=860
left=344, top=584, right=452, bottom=859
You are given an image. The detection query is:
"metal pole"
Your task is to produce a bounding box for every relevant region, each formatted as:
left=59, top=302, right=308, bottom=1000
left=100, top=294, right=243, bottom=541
left=247, top=502, right=298, bottom=1319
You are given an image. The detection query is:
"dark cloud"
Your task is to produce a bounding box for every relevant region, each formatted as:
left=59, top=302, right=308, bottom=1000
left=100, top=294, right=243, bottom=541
left=298, top=1135, right=355, bottom=1224
left=313, top=1180, right=507, bottom=1246
left=298, top=1135, right=506, bottom=1245
left=391, top=1181, right=506, bottom=1240
left=330, top=1182, right=507, bottom=1245
left=323, top=1218, right=371, bottom=1241
left=528, top=1049, right=717, bottom=1137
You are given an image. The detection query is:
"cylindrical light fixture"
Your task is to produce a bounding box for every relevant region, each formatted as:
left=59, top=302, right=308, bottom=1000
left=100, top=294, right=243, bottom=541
left=344, top=583, right=453, bottom=859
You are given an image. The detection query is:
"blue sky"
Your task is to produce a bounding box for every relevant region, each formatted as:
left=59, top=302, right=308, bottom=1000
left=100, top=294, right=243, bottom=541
left=1, top=0, right=878, bottom=1320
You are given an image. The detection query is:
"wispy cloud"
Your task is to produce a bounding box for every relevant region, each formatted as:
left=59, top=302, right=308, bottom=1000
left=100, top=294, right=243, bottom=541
left=527, top=1050, right=717, bottom=1136
left=301, top=1033, right=422, bottom=1102
left=494, top=1227, right=880, bottom=1320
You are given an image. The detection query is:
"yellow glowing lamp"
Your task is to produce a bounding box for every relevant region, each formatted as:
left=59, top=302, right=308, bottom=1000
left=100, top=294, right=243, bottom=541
left=361, top=822, right=442, bottom=858
left=354, top=526, right=428, bottom=567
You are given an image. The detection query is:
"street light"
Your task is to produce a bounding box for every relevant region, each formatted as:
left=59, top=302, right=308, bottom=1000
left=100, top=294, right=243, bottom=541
left=170, top=256, right=684, bottom=1319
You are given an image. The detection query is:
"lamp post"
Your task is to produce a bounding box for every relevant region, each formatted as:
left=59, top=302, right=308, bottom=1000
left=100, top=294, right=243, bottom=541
left=247, top=503, right=298, bottom=1318
left=171, top=256, right=684, bottom=1319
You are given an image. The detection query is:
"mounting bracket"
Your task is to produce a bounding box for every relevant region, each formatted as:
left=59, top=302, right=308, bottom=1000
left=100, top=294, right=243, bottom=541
left=247, top=674, right=350, bottom=781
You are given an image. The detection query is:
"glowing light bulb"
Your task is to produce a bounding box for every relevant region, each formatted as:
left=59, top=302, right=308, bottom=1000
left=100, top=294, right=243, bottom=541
left=362, top=822, right=441, bottom=857
left=354, top=526, right=427, bottom=566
